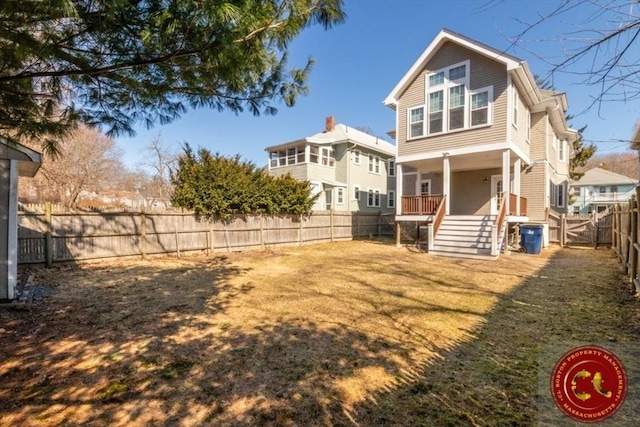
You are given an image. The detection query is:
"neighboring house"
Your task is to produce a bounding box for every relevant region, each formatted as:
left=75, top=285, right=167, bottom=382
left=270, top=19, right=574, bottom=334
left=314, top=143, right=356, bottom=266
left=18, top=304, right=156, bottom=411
left=384, top=28, right=578, bottom=259
left=569, top=167, right=637, bottom=215
left=265, top=117, right=396, bottom=212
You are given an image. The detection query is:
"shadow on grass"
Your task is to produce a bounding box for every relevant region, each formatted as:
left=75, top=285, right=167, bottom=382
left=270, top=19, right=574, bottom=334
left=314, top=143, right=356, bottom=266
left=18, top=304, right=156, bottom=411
left=348, top=248, right=640, bottom=426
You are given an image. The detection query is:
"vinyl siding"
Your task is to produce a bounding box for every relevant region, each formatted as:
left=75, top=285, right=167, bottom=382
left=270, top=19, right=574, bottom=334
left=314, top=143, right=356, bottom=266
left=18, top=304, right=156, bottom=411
left=450, top=168, right=500, bottom=215
left=397, top=41, right=509, bottom=158
left=529, top=112, right=547, bottom=160
left=269, top=164, right=311, bottom=181
left=521, top=163, right=547, bottom=221
left=510, top=84, right=530, bottom=156
left=334, top=144, right=349, bottom=184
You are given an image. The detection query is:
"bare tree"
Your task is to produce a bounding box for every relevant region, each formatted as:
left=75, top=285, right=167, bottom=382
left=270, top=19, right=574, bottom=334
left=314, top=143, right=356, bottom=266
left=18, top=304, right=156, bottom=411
left=584, top=150, right=639, bottom=178
left=137, top=134, right=178, bottom=207
left=19, top=125, right=125, bottom=207
left=505, top=0, right=640, bottom=111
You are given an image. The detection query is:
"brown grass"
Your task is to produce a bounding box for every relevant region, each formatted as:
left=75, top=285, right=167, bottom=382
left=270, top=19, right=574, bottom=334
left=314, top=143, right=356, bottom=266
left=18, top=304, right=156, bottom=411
left=0, top=241, right=637, bottom=426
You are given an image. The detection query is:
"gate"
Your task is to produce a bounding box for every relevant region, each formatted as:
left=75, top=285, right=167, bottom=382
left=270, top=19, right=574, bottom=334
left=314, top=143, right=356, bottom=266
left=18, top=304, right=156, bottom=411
left=548, top=210, right=613, bottom=247
left=565, top=215, right=595, bottom=246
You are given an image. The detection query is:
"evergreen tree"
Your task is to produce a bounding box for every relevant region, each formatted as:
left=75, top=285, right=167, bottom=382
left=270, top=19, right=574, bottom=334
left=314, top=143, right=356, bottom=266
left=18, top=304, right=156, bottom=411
left=0, top=0, right=345, bottom=155
left=171, top=146, right=316, bottom=219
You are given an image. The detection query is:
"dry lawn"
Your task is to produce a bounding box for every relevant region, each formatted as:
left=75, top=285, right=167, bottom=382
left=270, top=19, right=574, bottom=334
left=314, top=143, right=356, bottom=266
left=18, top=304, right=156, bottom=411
left=0, top=240, right=638, bottom=426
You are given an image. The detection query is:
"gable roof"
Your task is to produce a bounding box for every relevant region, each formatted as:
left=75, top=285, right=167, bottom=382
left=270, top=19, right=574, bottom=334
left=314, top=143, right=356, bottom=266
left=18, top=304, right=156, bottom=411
left=573, top=167, right=637, bottom=186
left=383, top=28, right=541, bottom=108
left=0, top=137, right=42, bottom=177
left=265, top=123, right=396, bottom=157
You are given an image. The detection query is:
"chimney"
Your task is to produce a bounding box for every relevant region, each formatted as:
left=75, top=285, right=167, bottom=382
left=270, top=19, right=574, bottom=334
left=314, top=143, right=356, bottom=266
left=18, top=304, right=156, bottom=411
left=325, top=116, right=335, bottom=132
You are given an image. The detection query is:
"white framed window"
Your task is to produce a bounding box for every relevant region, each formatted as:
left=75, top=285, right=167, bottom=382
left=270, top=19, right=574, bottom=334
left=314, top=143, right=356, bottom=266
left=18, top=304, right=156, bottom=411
left=420, top=176, right=431, bottom=195
left=408, top=106, right=425, bottom=139
left=388, top=190, right=396, bottom=208
left=353, top=185, right=360, bottom=201
left=512, top=87, right=519, bottom=128
left=320, top=147, right=335, bottom=167
left=470, top=86, right=492, bottom=127
left=448, top=85, right=466, bottom=130
left=354, top=150, right=361, bottom=165
left=557, top=183, right=566, bottom=208
left=573, top=186, right=580, bottom=197
left=337, top=187, right=344, bottom=205
left=525, top=108, right=531, bottom=142
left=428, top=90, right=444, bottom=134
left=559, top=139, right=566, bottom=162
left=611, top=185, right=618, bottom=194
left=367, top=189, right=380, bottom=207
left=388, top=160, right=395, bottom=177
left=368, top=155, right=380, bottom=174
left=269, top=145, right=305, bottom=167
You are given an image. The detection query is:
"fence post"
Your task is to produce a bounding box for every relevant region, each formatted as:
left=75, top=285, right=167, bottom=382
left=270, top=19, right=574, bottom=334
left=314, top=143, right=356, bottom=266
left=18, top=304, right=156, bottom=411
left=44, top=202, right=53, bottom=268
left=377, top=211, right=382, bottom=237
left=395, top=222, right=401, bottom=247
left=140, top=207, right=147, bottom=260
left=355, top=211, right=359, bottom=238
left=209, top=219, right=215, bottom=255
left=330, top=210, right=334, bottom=243
left=260, top=214, right=265, bottom=250
left=560, top=214, right=566, bottom=247
left=299, top=214, right=303, bottom=246
left=624, top=197, right=634, bottom=275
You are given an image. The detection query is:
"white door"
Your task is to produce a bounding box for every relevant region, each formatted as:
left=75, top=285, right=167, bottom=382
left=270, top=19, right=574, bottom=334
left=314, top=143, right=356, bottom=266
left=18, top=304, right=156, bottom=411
left=491, top=175, right=503, bottom=215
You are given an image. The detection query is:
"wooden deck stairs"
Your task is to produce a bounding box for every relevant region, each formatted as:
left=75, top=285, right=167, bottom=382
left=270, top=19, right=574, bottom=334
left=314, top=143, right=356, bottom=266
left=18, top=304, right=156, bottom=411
left=430, top=215, right=505, bottom=260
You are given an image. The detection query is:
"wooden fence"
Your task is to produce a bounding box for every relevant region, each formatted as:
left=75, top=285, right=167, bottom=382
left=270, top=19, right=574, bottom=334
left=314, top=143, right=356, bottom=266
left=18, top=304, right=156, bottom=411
left=548, top=210, right=613, bottom=247
left=611, top=188, right=640, bottom=293
left=17, top=204, right=394, bottom=265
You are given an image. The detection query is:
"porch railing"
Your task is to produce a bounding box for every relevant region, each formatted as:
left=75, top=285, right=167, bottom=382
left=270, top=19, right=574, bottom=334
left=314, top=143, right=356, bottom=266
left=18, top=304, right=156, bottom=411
left=433, top=195, right=447, bottom=237
left=492, top=192, right=507, bottom=256
left=508, top=194, right=528, bottom=216
left=401, top=195, right=444, bottom=215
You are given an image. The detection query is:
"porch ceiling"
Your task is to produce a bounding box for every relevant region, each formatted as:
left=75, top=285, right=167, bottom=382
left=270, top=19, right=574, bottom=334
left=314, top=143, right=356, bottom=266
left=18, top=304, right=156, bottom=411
left=402, top=150, right=506, bottom=173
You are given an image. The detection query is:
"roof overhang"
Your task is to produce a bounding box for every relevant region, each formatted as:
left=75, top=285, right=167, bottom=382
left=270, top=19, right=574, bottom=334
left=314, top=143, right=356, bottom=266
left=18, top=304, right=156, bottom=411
left=383, top=28, right=528, bottom=107
left=0, top=138, right=42, bottom=177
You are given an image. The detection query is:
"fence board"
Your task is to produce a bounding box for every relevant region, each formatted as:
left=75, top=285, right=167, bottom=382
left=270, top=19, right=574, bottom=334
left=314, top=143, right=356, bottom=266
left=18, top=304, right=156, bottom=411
left=17, top=206, right=392, bottom=264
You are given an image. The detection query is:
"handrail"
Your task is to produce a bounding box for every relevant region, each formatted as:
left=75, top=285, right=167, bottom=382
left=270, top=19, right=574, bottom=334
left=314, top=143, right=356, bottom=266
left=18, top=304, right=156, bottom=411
left=496, top=192, right=507, bottom=233
left=401, top=194, right=444, bottom=215
left=433, top=195, right=447, bottom=237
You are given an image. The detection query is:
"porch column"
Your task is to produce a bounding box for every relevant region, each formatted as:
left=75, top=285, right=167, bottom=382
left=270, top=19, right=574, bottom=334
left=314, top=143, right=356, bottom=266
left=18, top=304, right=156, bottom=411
left=513, top=158, right=521, bottom=215
left=396, top=163, right=403, bottom=216
left=304, top=144, right=310, bottom=163
left=0, top=159, right=18, bottom=300
left=502, top=149, right=510, bottom=215
left=443, top=153, right=450, bottom=215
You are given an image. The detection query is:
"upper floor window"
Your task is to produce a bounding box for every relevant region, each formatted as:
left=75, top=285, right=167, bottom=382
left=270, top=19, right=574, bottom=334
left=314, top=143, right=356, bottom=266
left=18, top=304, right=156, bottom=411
left=611, top=185, right=618, bottom=194
left=321, top=147, right=335, bottom=167
left=388, top=160, right=396, bottom=177
left=512, top=88, right=519, bottom=128
left=408, top=60, right=493, bottom=139
left=369, top=155, right=380, bottom=174
left=573, top=186, right=580, bottom=197
left=409, top=107, right=425, bottom=138
left=599, top=186, right=606, bottom=195
left=557, top=183, right=566, bottom=208
left=354, top=150, right=361, bottom=165
left=470, top=87, right=492, bottom=127
left=525, top=108, right=531, bottom=142
left=270, top=145, right=305, bottom=167
left=558, top=139, right=566, bottom=162
left=388, top=190, right=396, bottom=208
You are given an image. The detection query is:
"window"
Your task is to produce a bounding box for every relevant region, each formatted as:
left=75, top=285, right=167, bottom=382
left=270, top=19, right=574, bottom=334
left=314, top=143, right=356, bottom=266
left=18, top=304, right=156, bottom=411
left=269, top=145, right=305, bottom=167
left=573, top=206, right=580, bottom=215
left=558, top=140, right=566, bottom=162
left=321, top=147, right=335, bottom=167
left=354, top=150, right=361, bottom=165
left=512, top=87, right=519, bottom=128
left=525, top=109, right=531, bottom=141
left=388, top=190, right=395, bottom=208
left=421, top=175, right=431, bottom=195
left=428, top=91, right=444, bottom=134
left=470, top=87, right=492, bottom=127
left=599, top=186, right=606, bottom=195
left=369, top=155, right=380, bottom=174
left=409, top=107, right=424, bottom=138
left=557, top=183, right=566, bottom=208
left=368, top=189, right=380, bottom=207
left=611, top=185, right=618, bottom=194
left=408, top=60, right=494, bottom=138
left=353, top=185, right=360, bottom=201
left=573, top=186, right=580, bottom=197
left=337, top=188, right=344, bottom=205
left=310, top=146, right=319, bottom=163
left=448, top=85, right=465, bottom=130
left=388, top=160, right=395, bottom=177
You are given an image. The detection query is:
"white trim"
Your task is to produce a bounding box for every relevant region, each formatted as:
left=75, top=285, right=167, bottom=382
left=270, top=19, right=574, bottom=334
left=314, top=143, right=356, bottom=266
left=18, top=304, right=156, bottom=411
left=407, top=105, right=425, bottom=140
left=368, top=155, right=381, bottom=174
left=367, top=188, right=381, bottom=207
left=353, top=185, right=361, bottom=201
left=353, top=149, right=361, bottom=165
left=512, top=85, right=519, bottom=129
left=387, top=190, right=396, bottom=208
left=384, top=29, right=522, bottom=106
left=388, top=159, right=396, bottom=177
left=336, top=187, right=344, bottom=205
left=469, top=85, right=493, bottom=127
left=420, top=177, right=432, bottom=195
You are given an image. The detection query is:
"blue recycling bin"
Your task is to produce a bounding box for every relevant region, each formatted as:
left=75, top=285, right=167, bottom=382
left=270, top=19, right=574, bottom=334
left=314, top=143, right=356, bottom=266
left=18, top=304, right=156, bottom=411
left=520, top=224, right=543, bottom=254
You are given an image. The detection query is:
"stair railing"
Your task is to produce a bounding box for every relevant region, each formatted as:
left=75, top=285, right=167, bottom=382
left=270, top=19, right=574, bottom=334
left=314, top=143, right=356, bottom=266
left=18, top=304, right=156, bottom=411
left=491, top=192, right=507, bottom=256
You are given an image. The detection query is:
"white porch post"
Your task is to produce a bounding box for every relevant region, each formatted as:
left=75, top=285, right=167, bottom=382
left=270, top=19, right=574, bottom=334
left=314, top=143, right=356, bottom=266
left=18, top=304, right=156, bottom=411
left=0, top=159, right=18, bottom=300
left=396, top=163, right=403, bottom=216
left=304, top=144, right=310, bottom=163
left=502, top=150, right=510, bottom=215
left=443, top=154, right=451, bottom=214
left=513, top=158, right=521, bottom=215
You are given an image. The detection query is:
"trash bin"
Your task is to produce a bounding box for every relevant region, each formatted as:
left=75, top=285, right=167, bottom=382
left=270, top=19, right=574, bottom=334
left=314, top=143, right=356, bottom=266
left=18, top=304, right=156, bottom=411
left=520, top=224, right=543, bottom=254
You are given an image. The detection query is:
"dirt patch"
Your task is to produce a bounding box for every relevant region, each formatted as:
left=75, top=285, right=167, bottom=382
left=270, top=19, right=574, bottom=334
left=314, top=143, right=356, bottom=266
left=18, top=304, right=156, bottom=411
left=0, top=242, right=636, bottom=426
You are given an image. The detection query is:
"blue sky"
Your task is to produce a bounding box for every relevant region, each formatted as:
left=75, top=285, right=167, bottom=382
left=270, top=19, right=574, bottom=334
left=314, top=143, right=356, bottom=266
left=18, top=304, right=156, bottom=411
left=119, top=0, right=640, bottom=170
